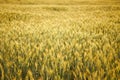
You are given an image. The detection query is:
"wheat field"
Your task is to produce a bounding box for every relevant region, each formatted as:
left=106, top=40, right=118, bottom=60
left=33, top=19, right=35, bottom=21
left=0, top=0, right=120, bottom=80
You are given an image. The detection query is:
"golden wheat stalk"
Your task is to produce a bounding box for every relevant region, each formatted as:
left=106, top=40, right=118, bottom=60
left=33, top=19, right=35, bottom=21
left=0, top=63, right=4, bottom=80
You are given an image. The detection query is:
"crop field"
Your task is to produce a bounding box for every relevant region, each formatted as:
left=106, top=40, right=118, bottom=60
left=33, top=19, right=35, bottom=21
left=0, top=1, right=120, bottom=80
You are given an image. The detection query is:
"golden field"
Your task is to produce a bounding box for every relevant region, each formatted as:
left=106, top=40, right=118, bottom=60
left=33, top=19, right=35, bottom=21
left=0, top=0, right=120, bottom=5
left=0, top=1, right=120, bottom=80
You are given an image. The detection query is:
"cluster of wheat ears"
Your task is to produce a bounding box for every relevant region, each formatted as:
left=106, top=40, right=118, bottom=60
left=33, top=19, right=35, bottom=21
left=0, top=4, right=120, bottom=80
